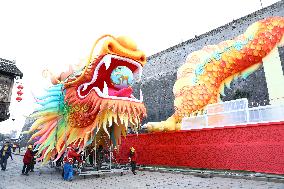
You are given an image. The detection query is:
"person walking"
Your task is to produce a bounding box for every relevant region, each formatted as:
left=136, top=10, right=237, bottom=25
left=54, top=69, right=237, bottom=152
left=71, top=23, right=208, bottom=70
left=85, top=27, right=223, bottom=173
left=22, top=145, right=33, bottom=175
left=87, top=147, right=94, bottom=166
left=30, top=147, right=38, bottom=172
left=63, top=146, right=83, bottom=181
left=96, top=145, right=104, bottom=171
left=12, top=144, right=17, bottom=153
left=0, top=141, right=13, bottom=171
left=128, top=147, right=137, bottom=175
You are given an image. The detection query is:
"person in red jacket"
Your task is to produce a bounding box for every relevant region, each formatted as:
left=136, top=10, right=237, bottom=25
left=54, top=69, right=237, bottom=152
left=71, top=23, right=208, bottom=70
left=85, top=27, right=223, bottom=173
left=63, top=146, right=83, bottom=181
left=128, top=147, right=137, bottom=175
left=22, top=145, right=33, bottom=176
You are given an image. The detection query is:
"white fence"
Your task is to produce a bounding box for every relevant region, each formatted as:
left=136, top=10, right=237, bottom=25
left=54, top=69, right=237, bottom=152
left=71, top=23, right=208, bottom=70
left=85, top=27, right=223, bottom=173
left=181, top=98, right=284, bottom=130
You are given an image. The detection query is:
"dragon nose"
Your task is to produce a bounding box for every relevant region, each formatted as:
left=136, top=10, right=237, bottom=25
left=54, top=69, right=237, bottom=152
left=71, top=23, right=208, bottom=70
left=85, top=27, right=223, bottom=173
left=117, top=36, right=146, bottom=63
left=139, top=54, right=146, bottom=63
left=101, top=36, right=147, bottom=66
left=117, top=36, right=137, bottom=51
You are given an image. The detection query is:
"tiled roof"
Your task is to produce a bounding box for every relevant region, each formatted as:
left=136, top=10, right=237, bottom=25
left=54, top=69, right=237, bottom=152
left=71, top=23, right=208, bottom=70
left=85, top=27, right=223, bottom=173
left=0, top=58, right=23, bottom=78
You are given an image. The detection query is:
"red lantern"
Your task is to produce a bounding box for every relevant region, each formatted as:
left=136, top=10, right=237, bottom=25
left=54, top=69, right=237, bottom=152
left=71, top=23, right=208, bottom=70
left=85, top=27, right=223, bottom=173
left=17, top=85, right=24, bottom=90
left=16, top=96, right=22, bottom=102
left=17, top=90, right=23, bottom=96
left=16, top=83, right=24, bottom=102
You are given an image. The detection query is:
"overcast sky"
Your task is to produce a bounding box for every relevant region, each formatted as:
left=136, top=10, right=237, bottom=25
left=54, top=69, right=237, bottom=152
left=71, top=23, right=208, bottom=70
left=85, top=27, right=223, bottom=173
left=0, top=0, right=279, bottom=135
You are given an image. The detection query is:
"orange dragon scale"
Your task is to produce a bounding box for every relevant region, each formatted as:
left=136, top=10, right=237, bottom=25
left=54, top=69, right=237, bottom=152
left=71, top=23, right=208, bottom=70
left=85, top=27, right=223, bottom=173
left=147, top=17, right=284, bottom=132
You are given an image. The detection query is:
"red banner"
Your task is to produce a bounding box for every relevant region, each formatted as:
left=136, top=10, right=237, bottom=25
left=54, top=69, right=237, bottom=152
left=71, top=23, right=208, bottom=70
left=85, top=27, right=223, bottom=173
left=116, top=122, right=284, bottom=174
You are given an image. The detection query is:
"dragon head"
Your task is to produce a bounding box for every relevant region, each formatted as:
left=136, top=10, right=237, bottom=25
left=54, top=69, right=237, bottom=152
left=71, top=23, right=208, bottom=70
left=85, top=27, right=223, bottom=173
left=28, top=35, right=147, bottom=163
left=72, top=35, right=146, bottom=101
left=62, top=35, right=147, bottom=147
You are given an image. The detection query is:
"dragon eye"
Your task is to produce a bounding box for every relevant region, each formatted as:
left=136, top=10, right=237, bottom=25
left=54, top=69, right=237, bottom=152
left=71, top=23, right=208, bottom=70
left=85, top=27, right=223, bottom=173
left=108, top=44, right=113, bottom=51
left=140, top=55, right=146, bottom=62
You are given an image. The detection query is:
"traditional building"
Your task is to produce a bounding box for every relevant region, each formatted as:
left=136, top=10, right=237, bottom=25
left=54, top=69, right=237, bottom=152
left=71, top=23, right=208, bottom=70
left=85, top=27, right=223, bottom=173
left=0, top=58, right=23, bottom=122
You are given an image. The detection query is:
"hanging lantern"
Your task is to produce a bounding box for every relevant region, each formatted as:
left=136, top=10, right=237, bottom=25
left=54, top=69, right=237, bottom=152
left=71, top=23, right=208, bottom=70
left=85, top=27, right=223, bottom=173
left=15, top=83, right=24, bottom=102
left=17, top=90, right=23, bottom=96
left=17, top=84, right=24, bottom=90
left=16, top=96, right=22, bottom=102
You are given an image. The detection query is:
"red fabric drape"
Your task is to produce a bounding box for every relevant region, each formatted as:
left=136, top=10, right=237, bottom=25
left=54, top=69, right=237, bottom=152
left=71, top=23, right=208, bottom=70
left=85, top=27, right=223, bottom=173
left=116, top=122, right=284, bottom=174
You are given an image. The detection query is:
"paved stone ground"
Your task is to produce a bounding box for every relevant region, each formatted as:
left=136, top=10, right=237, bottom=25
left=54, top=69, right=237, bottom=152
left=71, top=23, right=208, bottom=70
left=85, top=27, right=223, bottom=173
left=0, top=155, right=283, bottom=189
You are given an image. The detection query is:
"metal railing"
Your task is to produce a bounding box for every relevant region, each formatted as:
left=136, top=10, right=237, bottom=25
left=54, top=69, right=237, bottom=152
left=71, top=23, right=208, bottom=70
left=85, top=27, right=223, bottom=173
left=181, top=98, right=284, bottom=130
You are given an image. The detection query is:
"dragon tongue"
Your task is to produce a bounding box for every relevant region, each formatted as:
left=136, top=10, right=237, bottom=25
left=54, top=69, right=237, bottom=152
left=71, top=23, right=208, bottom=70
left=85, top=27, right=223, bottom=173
left=116, top=87, right=133, bottom=97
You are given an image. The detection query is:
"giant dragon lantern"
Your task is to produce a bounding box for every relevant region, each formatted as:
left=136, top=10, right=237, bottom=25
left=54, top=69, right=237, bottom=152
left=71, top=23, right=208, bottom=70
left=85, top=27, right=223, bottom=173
left=146, top=17, right=284, bottom=132
left=25, top=35, right=147, bottom=164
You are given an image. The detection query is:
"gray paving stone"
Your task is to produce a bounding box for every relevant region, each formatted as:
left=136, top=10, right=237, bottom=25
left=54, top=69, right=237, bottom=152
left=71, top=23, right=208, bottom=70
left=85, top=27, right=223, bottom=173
left=0, top=155, right=283, bottom=189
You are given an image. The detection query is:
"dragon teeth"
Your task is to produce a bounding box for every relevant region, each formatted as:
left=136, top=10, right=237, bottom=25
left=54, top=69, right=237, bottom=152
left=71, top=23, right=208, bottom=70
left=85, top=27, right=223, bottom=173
left=94, top=87, right=103, bottom=96
left=104, top=56, right=112, bottom=70
left=103, top=81, right=109, bottom=96
left=82, top=84, right=88, bottom=91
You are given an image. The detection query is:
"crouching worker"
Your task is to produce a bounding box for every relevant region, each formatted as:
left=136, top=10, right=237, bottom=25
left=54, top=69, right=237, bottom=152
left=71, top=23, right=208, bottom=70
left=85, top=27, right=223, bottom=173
left=63, top=146, right=83, bottom=181
left=22, top=145, right=33, bottom=175
left=128, top=147, right=137, bottom=175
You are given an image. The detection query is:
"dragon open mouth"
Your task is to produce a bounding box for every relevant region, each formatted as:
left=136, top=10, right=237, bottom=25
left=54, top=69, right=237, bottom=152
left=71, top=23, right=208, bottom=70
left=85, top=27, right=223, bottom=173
left=77, top=54, right=143, bottom=102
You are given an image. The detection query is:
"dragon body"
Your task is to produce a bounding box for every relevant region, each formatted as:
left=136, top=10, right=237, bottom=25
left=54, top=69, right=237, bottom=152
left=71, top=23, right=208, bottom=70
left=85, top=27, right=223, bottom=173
left=27, top=35, right=147, bottom=164
left=147, top=17, right=284, bottom=132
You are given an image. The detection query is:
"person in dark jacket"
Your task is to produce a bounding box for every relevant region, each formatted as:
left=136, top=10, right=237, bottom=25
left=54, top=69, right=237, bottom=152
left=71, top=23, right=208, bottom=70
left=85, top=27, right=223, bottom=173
left=128, top=147, right=137, bottom=175
left=30, top=147, right=38, bottom=172
left=12, top=144, right=17, bottom=153
left=22, top=145, right=33, bottom=175
left=0, top=141, right=13, bottom=171
left=87, top=147, right=94, bottom=166
left=96, top=145, right=104, bottom=170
